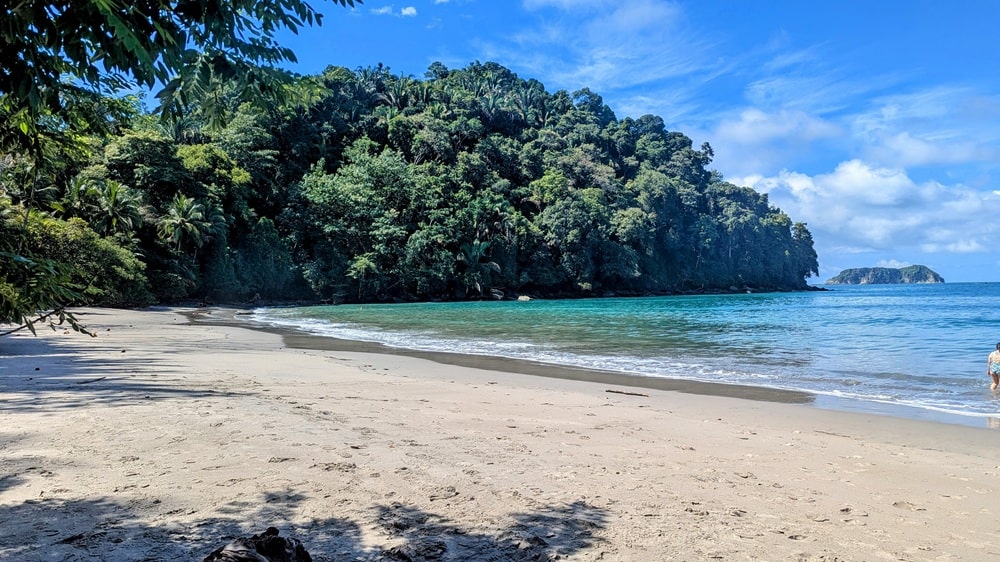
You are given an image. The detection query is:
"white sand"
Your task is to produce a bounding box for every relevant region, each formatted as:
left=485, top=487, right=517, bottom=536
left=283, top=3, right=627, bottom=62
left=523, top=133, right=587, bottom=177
left=1, top=307, right=999, bottom=561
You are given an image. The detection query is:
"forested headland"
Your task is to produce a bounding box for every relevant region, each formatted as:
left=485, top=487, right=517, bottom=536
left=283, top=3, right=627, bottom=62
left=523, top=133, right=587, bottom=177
left=2, top=60, right=819, bottom=312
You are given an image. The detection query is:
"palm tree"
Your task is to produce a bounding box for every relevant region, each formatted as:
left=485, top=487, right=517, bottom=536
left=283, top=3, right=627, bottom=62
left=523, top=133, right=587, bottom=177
left=512, top=84, right=540, bottom=124
left=378, top=75, right=412, bottom=111
left=536, top=100, right=555, bottom=128
left=356, top=64, right=389, bottom=95
left=157, top=194, right=209, bottom=255
left=427, top=102, right=450, bottom=120
left=158, top=114, right=205, bottom=144
left=479, top=92, right=505, bottom=127
left=458, top=239, right=501, bottom=297
left=412, top=81, right=434, bottom=108
left=91, top=180, right=143, bottom=238
left=200, top=198, right=229, bottom=247
left=374, top=105, right=400, bottom=128
left=51, top=176, right=99, bottom=220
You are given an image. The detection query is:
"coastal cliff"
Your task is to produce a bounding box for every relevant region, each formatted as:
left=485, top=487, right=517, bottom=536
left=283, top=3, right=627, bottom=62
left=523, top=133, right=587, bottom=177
left=826, top=265, right=944, bottom=284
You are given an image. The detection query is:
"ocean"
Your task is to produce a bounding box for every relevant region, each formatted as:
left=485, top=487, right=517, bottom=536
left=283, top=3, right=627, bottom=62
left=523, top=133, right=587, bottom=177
left=252, top=283, right=1000, bottom=426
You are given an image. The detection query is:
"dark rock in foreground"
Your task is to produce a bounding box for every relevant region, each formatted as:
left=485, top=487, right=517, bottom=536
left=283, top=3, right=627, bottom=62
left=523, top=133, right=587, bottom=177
left=826, top=265, right=944, bottom=284
left=203, top=527, right=311, bottom=562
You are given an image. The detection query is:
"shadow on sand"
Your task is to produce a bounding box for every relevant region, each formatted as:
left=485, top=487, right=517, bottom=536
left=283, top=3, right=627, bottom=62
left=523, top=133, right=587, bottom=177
left=0, top=331, right=243, bottom=412
left=0, top=487, right=608, bottom=560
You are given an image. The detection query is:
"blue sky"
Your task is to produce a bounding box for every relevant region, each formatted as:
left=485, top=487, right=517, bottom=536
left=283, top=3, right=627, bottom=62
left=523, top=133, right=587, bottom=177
left=275, top=0, right=1000, bottom=283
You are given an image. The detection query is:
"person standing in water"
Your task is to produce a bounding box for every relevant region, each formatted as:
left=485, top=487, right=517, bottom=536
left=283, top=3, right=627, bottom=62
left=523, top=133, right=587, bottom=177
left=988, top=343, right=1000, bottom=391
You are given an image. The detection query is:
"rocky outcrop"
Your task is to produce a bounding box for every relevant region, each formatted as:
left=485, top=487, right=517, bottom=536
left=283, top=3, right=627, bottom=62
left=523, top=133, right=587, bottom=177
left=826, top=265, right=944, bottom=284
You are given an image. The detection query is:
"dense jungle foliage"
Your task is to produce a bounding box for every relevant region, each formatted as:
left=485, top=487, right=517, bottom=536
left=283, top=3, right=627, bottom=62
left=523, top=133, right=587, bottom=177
left=2, top=61, right=818, bottom=309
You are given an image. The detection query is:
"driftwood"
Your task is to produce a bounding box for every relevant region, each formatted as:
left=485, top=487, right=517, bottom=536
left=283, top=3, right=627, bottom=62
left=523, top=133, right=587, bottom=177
left=605, top=389, right=649, bottom=397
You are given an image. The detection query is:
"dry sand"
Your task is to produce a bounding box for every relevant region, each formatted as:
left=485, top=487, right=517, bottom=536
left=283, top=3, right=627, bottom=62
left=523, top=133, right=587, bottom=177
left=2, top=307, right=999, bottom=561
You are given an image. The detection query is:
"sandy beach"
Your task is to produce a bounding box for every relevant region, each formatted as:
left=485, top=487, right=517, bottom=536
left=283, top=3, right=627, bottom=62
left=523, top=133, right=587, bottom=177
left=2, top=307, right=999, bottom=561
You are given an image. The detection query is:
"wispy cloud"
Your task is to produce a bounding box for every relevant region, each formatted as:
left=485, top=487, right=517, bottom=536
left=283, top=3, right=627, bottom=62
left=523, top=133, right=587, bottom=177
left=852, top=87, right=1000, bottom=168
left=705, top=108, right=843, bottom=177
left=523, top=0, right=610, bottom=9
left=485, top=0, right=718, bottom=98
left=698, top=48, right=1000, bottom=187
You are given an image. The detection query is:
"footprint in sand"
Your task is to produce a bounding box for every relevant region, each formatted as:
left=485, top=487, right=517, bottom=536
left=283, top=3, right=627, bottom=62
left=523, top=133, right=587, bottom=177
left=311, top=462, right=357, bottom=473
left=429, top=485, right=459, bottom=501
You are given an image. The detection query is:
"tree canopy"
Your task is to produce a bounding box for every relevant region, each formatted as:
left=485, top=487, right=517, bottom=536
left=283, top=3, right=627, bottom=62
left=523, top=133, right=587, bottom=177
left=5, top=59, right=820, bottom=321
left=1, top=3, right=820, bottom=333
left=0, top=0, right=359, bottom=153
left=0, top=0, right=358, bottom=333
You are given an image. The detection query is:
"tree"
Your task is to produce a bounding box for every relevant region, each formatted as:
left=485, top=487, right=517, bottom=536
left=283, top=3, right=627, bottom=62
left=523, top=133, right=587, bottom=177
left=791, top=223, right=819, bottom=283
left=157, top=194, right=210, bottom=255
left=457, top=239, right=501, bottom=297
left=51, top=176, right=101, bottom=222
left=54, top=177, right=144, bottom=239
left=0, top=0, right=359, bottom=333
left=233, top=218, right=298, bottom=299
left=0, top=0, right=361, bottom=150
left=91, top=180, right=145, bottom=239
left=103, top=130, right=193, bottom=207
left=5, top=52, right=824, bottom=318
left=347, top=254, right=379, bottom=301
left=1, top=197, right=151, bottom=335
left=0, top=251, right=89, bottom=336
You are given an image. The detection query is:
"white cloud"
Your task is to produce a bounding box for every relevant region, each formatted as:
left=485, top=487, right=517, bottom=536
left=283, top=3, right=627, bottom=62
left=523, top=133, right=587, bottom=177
left=922, top=239, right=986, bottom=253
left=600, top=0, right=680, bottom=33
left=865, top=129, right=995, bottom=169
left=875, top=259, right=911, bottom=268
left=743, top=160, right=998, bottom=258
left=371, top=5, right=418, bottom=17
left=714, top=108, right=840, bottom=145
left=820, top=159, right=916, bottom=206
left=761, top=45, right=823, bottom=74
left=704, top=81, right=1000, bottom=187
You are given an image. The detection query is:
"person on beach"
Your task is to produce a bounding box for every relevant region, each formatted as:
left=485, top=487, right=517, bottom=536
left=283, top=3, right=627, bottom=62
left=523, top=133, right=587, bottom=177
left=988, top=343, right=1000, bottom=391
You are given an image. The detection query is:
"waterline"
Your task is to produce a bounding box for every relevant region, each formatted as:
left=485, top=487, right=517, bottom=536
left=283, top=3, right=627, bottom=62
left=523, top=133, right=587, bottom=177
left=252, top=284, right=1000, bottom=424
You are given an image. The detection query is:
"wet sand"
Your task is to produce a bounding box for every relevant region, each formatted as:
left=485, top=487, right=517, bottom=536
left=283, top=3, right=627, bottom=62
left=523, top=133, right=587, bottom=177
left=213, top=307, right=990, bottom=428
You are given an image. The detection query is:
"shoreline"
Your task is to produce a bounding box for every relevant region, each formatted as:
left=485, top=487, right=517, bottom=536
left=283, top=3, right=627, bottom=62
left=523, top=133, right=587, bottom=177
left=196, top=307, right=997, bottom=430
left=4, top=306, right=1000, bottom=560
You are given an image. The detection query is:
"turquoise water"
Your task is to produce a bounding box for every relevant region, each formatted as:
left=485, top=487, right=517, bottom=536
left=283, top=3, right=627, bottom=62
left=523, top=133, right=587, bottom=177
left=253, top=283, right=1000, bottom=421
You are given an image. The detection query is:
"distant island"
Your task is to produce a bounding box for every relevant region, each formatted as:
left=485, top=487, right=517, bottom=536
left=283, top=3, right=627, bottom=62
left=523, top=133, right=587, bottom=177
left=826, top=265, right=944, bottom=284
